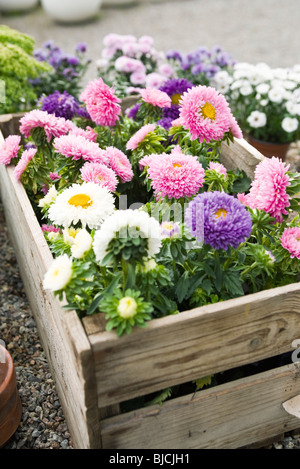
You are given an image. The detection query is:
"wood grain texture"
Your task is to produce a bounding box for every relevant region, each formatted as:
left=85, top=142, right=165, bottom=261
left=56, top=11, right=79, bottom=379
left=85, top=282, right=300, bottom=407
left=100, top=363, right=300, bottom=449
left=221, top=137, right=265, bottom=179
left=0, top=160, right=101, bottom=449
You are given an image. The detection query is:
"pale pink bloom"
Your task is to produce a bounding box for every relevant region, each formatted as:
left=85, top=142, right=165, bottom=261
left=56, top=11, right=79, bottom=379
left=101, top=47, right=118, bottom=60
left=114, top=56, right=145, bottom=74
left=171, top=117, right=183, bottom=128
left=137, top=42, right=152, bottom=55
left=239, top=157, right=291, bottom=223
left=0, top=135, right=21, bottom=164
left=80, top=78, right=121, bottom=127
left=126, top=123, right=156, bottom=151
left=80, top=162, right=118, bottom=192
left=208, top=161, right=228, bottom=177
left=68, top=125, right=98, bottom=142
left=237, top=193, right=250, bottom=206
left=53, top=134, right=108, bottom=164
left=280, top=227, right=300, bottom=259
left=229, top=114, right=243, bottom=139
left=103, top=33, right=124, bottom=48
left=158, top=63, right=174, bottom=78
left=19, top=110, right=73, bottom=142
left=130, top=71, right=147, bottom=86
left=127, top=86, right=144, bottom=95
left=102, top=146, right=133, bottom=183
left=145, top=72, right=168, bottom=89
left=139, top=154, right=159, bottom=171
left=146, top=147, right=205, bottom=200
left=138, top=35, right=154, bottom=46
left=140, top=88, right=171, bottom=108
left=179, top=85, right=232, bottom=142
left=122, top=42, right=140, bottom=57
left=13, top=148, right=37, bottom=181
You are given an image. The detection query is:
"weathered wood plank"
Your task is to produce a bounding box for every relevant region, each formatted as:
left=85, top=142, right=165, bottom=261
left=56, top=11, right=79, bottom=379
left=221, top=137, right=265, bottom=179
left=0, top=161, right=101, bottom=449
left=85, top=282, right=300, bottom=407
left=100, top=363, right=300, bottom=449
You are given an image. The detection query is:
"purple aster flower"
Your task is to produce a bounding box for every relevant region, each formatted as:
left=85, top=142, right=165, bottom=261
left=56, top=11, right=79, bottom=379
left=40, top=90, right=89, bottom=121
left=161, top=221, right=181, bottom=238
left=166, top=49, right=183, bottom=62
left=127, top=102, right=141, bottom=120
left=159, top=78, right=194, bottom=104
left=157, top=117, right=174, bottom=130
left=75, top=42, right=87, bottom=53
left=185, top=191, right=252, bottom=250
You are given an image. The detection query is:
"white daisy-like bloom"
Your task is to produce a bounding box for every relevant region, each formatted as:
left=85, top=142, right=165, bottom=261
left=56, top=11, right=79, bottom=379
left=71, top=229, right=93, bottom=259
left=38, top=186, right=58, bottom=208
left=93, top=209, right=162, bottom=264
left=281, top=117, right=299, bottom=133
left=260, top=99, right=269, bottom=107
left=117, top=297, right=138, bottom=319
left=286, top=100, right=300, bottom=116
left=283, top=79, right=297, bottom=90
left=63, top=227, right=80, bottom=245
left=48, top=182, right=115, bottom=230
left=43, top=254, right=73, bottom=292
left=247, top=110, right=267, bottom=128
left=239, top=83, right=253, bottom=96
left=268, top=86, right=285, bottom=103
left=256, top=83, right=270, bottom=95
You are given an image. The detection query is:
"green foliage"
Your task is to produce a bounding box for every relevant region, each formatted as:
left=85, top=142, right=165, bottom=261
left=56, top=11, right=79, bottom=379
left=0, top=25, right=52, bottom=114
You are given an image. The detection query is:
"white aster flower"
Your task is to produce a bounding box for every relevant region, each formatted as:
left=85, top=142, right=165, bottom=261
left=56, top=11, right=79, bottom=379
left=38, top=186, right=58, bottom=208
left=268, top=86, right=285, bottom=103
left=117, top=297, right=138, bottom=319
left=63, top=227, right=80, bottom=245
left=239, top=83, right=253, bottom=96
left=281, top=117, right=299, bottom=133
left=43, top=254, right=73, bottom=292
left=93, top=209, right=162, bottom=264
left=256, top=83, right=270, bottom=95
left=71, top=229, right=93, bottom=259
left=286, top=100, right=300, bottom=115
left=247, top=110, right=267, bottom=128
left=48, top=182, right=115, bottom=230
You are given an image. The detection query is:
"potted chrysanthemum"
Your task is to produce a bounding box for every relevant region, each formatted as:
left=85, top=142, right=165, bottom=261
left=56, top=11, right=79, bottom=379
left=210, top=62, right=300, bottom=160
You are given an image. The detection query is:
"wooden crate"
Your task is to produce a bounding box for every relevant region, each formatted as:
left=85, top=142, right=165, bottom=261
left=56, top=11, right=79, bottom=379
left=1, top=130, right=300, bottom=449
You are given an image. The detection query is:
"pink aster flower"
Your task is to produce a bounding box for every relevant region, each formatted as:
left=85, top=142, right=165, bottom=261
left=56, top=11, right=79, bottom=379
left=68, top=125, right=98, bottom=142
left=13, top=148, right=37, bottom=181
left=115, top=56, right=145, bottom=74
left=102, top=146, right=133, bottom=183
left=145, top=72, right=168, bottom=89
left=126, top=123, right=156, bottom=151
left=80, top=162, right=118, bottom=192
left=229, top=114, right=243, bottom=139
left=140, top=88, right=172, bottom=108
left=0, top=135, right=21, bottom=164
left=179, top=85, right=232, bottom=142
left=80, top=78, right=122, bottom=127
left=280, top=227, right=300, bottom=259
left=42, top=224, right=60, bottom=233
left=146, top=147, right=205, bottom=199
left=19, top=110, right=73, bottom=142
left=208, top=161, right=228, bottom=177
left=53, top=134, right=108, bottom=164
left=238, top=157, right=291, bottom=223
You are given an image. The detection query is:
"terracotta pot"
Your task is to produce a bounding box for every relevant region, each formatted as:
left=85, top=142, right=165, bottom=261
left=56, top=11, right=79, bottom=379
left=247, top=135, right=290, bottom=161
left=0, top=345, right=22, bottom=448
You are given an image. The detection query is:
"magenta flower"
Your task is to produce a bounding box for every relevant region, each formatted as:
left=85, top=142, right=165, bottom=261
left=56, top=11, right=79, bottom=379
left=126, top=123, right=156, bottom=151
left=13, top=148, right=37, bottom=181
left=53, top=134, right=108, bottom=164
left=0, top=135, right=21, bottom=165
left=229, top=114, right=243, bottom=139
left=68, top=125, right=98, bottom=142
left=80, top=78, right=122, bottom=127
left=19, top=110, right=73, bottom=142
left=208, top=161, right=228, bottom=177
left=146, top=146, right=205, bottom=200
left=179, top=85, right=232, bottom=142
left=238, top=157, right=291, bottom=223
left=80, top=162, right=118, bottom=192
left=280, top=227, right=300, bottom=259
left=102, top=146, right=133, bottom=183
left=140, top=88, right=172, bottom=108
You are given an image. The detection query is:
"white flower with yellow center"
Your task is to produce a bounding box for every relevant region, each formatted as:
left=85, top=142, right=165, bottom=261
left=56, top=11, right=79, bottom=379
left=63, top=227, right=80, bottom=245
left=70, top=229, right=93, bottom=259
left=38, top=186, right=58, bottom=208
left=43, top=254, right=73, bottom=292
left=48, top=182, right=115, bottom=230
left=117, top=297, right=138, bottom=319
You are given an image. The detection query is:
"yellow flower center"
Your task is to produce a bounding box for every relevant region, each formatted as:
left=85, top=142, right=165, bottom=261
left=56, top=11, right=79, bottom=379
left=171, top=93, right=182, bottom=105
left=117, top=297, right=138, bottom=319
left=68, top=194, right=93, bottom=209
left=215, top=208, right=228, bottom=219
left=173, top=163, right=182, bottom=168
left=201, top=102, right=216, bottom=121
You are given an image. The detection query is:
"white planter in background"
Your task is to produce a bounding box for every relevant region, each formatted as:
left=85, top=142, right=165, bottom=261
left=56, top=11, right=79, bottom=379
left=41, top=0, right=103, bottom=23
left=0, top=0, right=39, bottom=12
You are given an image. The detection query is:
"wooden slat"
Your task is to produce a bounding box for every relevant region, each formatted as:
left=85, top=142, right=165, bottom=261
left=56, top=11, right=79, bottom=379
left=0, top=161, right=100, bottom=449
left=100, top=363, right=300, bottom=449
left=85, top=282, right=300, bottom=407
left=221, top=137, right=265, bottom=179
